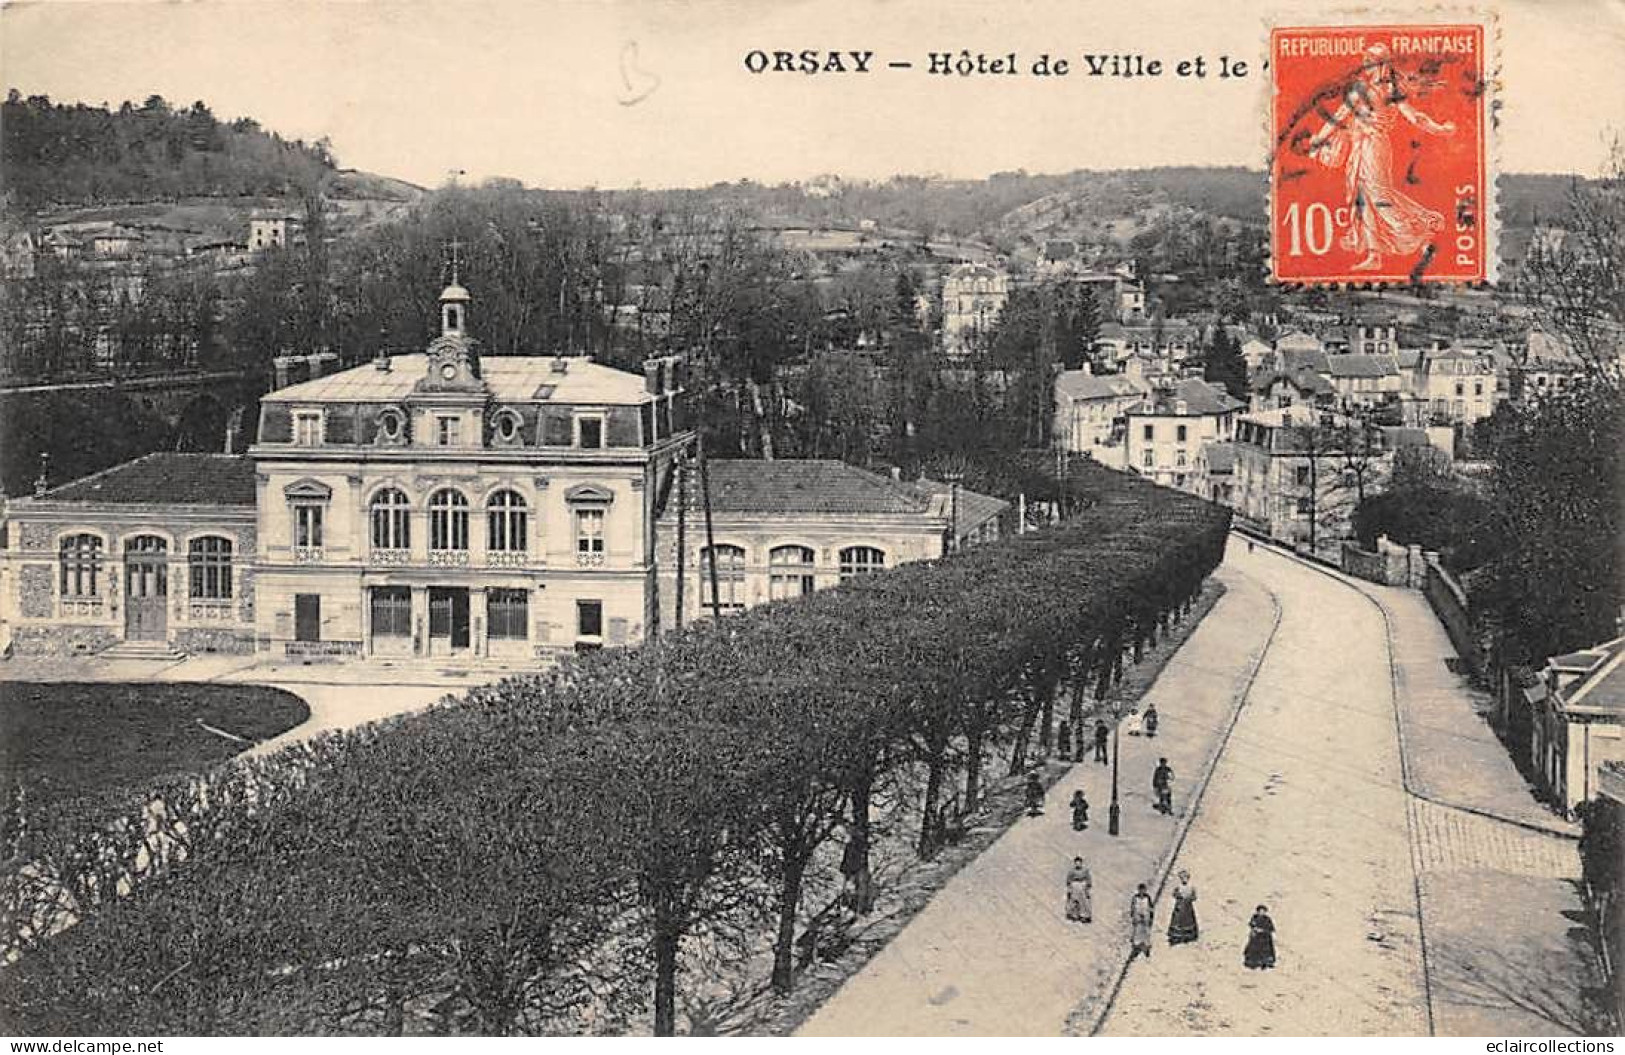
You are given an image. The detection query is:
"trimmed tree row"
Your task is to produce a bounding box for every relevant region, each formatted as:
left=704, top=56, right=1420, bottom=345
left=2, top=465, right=1231, bottom=1035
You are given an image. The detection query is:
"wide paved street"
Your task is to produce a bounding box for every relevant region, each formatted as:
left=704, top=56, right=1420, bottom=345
left=802, top=540, right=1604, bottom=1037
left=1100, top=548, right=1428, bottom=1035
left=800, top=552, right=1280, bottom=1036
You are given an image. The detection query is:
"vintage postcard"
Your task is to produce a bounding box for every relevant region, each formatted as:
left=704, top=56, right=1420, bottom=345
left=0, top=0, right=1620, bottom=1044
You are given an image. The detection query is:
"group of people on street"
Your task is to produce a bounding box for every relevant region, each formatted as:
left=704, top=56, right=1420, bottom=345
left=1121, top=871, right=1277, bottom=969
left=1044, top=700, right=1278, bottom=971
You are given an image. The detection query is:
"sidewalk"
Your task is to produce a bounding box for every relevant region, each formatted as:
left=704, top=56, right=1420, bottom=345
left=1359, top=582, right=1578, bottom=837
left=797, top=565, right=1278, bottom=1037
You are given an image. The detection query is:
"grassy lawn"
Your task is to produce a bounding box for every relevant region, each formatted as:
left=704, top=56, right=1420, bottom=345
left=0, top=682, right=309, bottom=811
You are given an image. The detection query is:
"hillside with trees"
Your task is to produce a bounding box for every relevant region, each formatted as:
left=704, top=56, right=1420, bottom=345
left=0, top=93, right=335, bottom=211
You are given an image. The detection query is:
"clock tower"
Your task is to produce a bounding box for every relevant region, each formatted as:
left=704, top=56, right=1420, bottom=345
left=418, top=279, right=484, bottom=392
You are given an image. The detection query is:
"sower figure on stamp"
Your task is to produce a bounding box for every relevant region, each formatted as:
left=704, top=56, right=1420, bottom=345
left=1065, top=857, right=1093, bottom=924
left=1129, top=883, right=1155, bottom=959
left=1152, top=757, right=1174, bottom=814
left=1307, top=42, right=1455, bottom=273
left=1093, top=720, right=1110, bottom=764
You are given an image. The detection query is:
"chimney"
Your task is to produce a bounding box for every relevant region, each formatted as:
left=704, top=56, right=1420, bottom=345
left=33, top=453, right=49, bottom=498
left=551, top=357, right=570, bottom=375
left=643, top=358, right=663, bottom=395
left=273, top=355, right=296, bottom=390
left=307, top=351, right=337, bottom=380
left=223, top=406, right=244, bottom=455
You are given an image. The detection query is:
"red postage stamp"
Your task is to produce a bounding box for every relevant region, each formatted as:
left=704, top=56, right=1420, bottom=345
left=1270, top=21, right=1492, bottom=285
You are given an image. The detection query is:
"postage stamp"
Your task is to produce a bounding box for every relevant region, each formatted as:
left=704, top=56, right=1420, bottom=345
left=1269, top=19, right=1493, bottom=285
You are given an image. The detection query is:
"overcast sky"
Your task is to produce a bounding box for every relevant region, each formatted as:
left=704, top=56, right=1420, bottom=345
left=5, top=0, right=1622, bottom=188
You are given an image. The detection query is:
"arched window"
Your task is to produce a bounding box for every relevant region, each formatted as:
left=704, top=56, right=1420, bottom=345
left=429, top=489, right=469, bottom=551
left=370, top=488, right=411, bottom=550
left=769, top=545, right=816, bottom=600
left=698, top=544, right=746, bottom=612
left=486, top=489, right=528, bottom=553
left=188, top=536, right=233, bottom=600
left=838, top=546, right=885, bottom=580
left=59, top=534, right=103, bottom=598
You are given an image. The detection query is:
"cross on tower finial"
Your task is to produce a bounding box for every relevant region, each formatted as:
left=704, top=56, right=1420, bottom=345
left=446, top=238, right=464, bottom=285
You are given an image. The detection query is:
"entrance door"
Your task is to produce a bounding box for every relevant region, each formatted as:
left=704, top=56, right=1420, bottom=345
left=294, top=594, right=321, bottom=642
left=123, top=536, right=169, bottom=641
left=369, top=586, right=411, bottom=657
left=428, top=587, right=470, bottom=654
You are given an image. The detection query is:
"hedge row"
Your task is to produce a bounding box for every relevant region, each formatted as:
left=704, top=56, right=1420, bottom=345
left=1, top=465, right=1231, bottom=1036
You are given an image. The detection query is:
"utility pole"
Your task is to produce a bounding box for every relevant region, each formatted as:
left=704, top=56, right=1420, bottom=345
left=674, top=452, right=687, bottom=630
left=699, top=434, right=723, bottom=621
left=945, top=471, right=962, bottom=554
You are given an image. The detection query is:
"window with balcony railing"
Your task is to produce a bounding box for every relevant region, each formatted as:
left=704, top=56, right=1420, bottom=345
left=429, top=488, right=469, bottom=556
left=370, top=488, right=411, bottom=552
left=487, top=489, right=528, bottom=561
left=575, top=507, right=606, bottom=566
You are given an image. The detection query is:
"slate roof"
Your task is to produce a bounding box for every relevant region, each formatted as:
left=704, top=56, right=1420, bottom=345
left=1253, top=366, right=1335, bottom=396
left=1202, top=442, right=1236, bottom=473
left=264, top=354, right=652, bottom=405
left=1129, top=378, right=1243, bottom=417
left=1055, top=370, right=1149, bottom=402
left=674, top=459, right=1004, bottom=520
left=1279, top=348, right=1332, bottom=374
left=38, top=453, right=257, bottom=507
left=909, top=478, right=1010, bottom=533
left=1325, top=354, right=1399, bottom=379
left=1555, top=637, right=1625, bottom=717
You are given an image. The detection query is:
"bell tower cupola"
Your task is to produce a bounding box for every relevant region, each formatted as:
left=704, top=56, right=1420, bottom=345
left=440, top=238, right=470, bottom=337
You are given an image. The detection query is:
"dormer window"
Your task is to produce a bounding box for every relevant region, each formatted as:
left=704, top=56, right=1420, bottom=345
left=492, top=409, right=524, bottom=446
left=377, top=408, right=405, bottom=444
left=294, top=410, right=323, bottom=446
left=436, top=416, right=462, bottom=447
left=575, top=414, right=605, bottom=450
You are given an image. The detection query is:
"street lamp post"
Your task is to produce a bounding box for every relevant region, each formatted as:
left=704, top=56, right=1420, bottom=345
left=945, top=472, right=962, bottom=554
left=1108, top=711, right=1122, bottom=836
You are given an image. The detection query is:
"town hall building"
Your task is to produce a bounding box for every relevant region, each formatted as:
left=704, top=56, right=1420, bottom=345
left=1, top=280, right=1007, bottom=667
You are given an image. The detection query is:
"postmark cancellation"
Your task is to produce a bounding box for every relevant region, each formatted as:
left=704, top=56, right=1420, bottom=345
left=1268, top=16, right=1496, bottom=286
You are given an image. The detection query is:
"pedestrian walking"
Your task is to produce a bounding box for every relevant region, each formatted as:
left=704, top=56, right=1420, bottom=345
left=1167, top=869, right=1199, bottom=945
left=1065, top=857, right=1093, bottom=923
left=1143, top=703, right=1159, bottom=739
left=1152, top=757, right=1174, bottom=814
left=1247, top=539, right=1256, bottom=554
left=1093, top=721, right=1110, bottom=764
left=1024, top=772, right=1045, bottom=816
left=1069, top=788, right=1090, bottom=831
left=1244, top=905, right=1277, bottom=969
left=1129, top=883, right=1155, bottom=959
left=1057, top=720, right=1073, bottom=761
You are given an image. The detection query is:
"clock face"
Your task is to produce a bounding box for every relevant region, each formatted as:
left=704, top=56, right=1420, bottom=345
left=440, top=363, right=459, bottom=381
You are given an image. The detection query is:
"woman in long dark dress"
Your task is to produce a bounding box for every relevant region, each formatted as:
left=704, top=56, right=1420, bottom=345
left=1070, top=789, right=1090, bottom=831
left=1167, top=869, right=1198, bottom=945
left=1244, top=904, right=1277, bottom=969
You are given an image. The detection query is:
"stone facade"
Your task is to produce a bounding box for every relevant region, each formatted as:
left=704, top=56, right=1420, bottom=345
left=246, top=284, right=689, bottom=664
left=2, top=488, right=257, bottom=656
